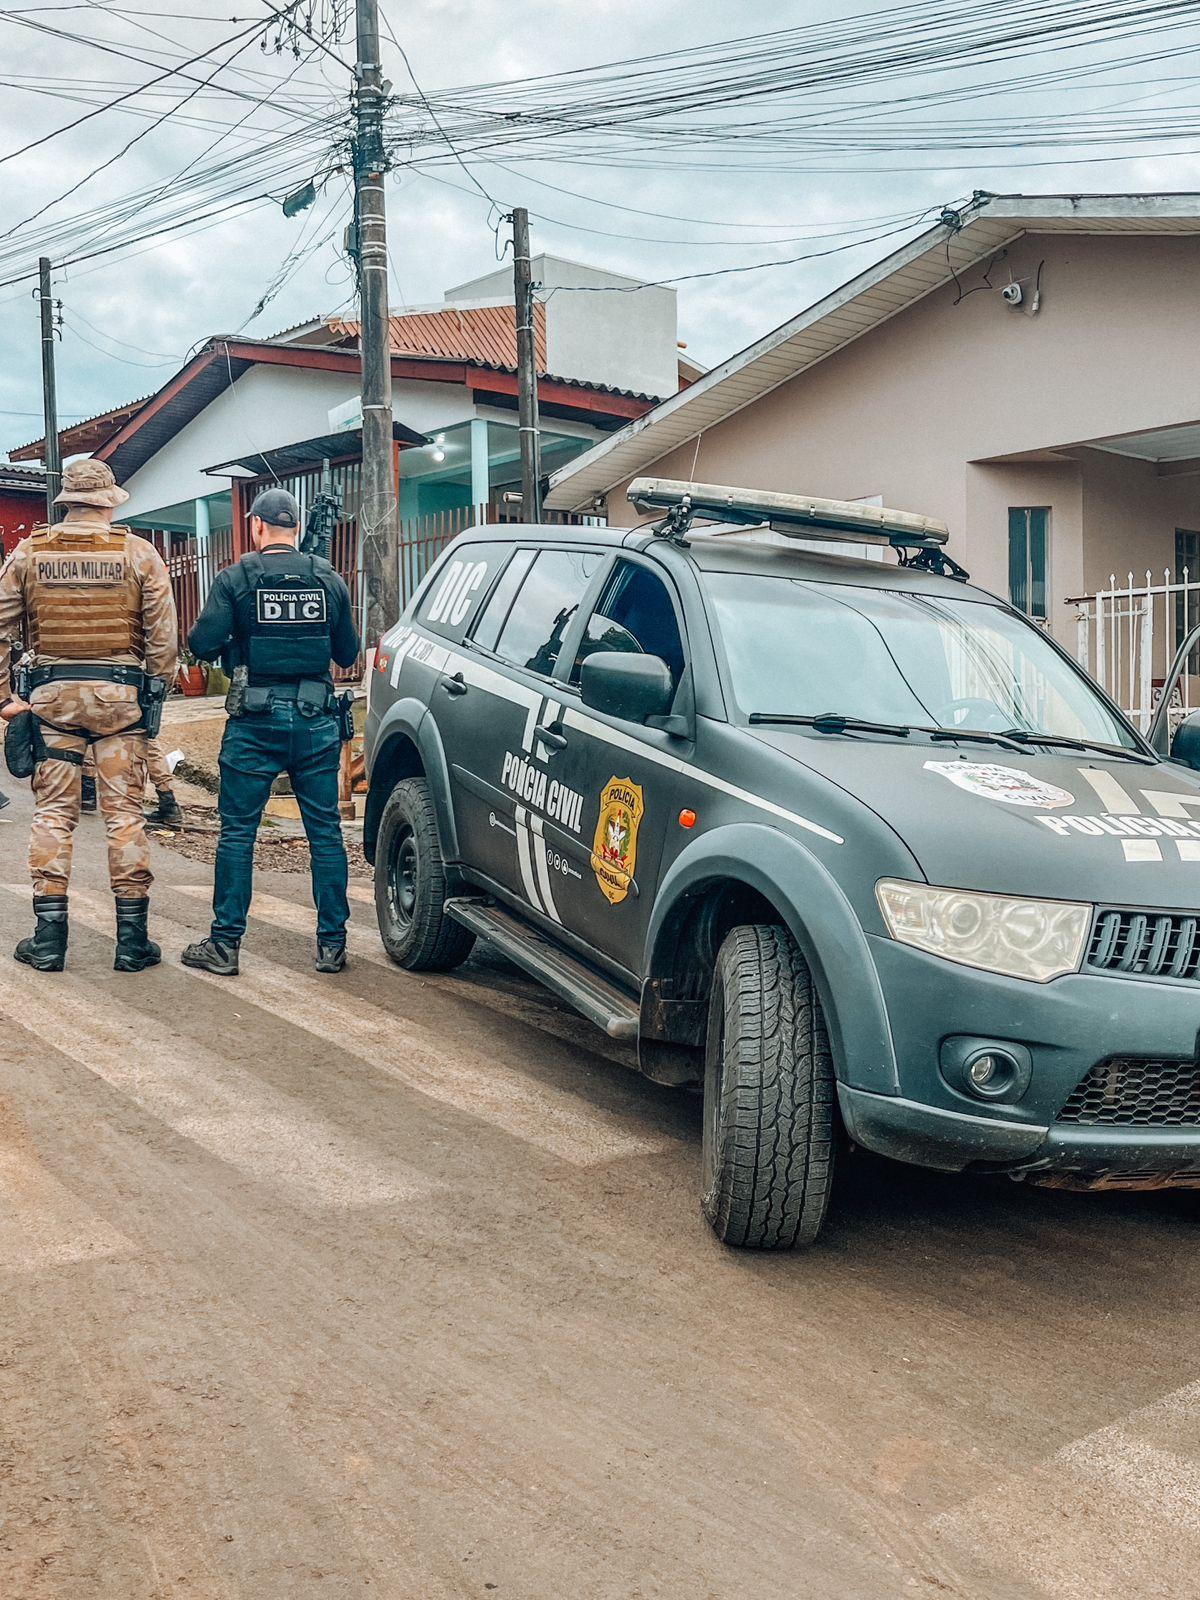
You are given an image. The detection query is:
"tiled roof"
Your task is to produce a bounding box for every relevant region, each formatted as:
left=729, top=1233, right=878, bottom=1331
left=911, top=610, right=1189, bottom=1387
left=326, top=304, right=547, bottom=371
left=0, top=463, right=46, bottom=491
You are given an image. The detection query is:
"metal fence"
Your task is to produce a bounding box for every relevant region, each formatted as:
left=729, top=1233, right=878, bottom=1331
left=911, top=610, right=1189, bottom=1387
left=1074, top=569, right=1200, bottom=732
left=154, top=496, right=606, bottom=675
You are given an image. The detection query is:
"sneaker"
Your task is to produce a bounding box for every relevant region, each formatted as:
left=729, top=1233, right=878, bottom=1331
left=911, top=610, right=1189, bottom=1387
left=181, top=936, right=240, bottom=976
left=315, top=941, right=347, bottom=973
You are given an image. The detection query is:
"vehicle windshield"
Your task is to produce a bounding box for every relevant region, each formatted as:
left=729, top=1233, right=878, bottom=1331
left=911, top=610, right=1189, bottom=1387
left=708, top=575, right=1140, bottom=750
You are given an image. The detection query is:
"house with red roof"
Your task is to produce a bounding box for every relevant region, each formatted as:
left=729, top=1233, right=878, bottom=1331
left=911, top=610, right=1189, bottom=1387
left=10, top=257, right=691, bottom=641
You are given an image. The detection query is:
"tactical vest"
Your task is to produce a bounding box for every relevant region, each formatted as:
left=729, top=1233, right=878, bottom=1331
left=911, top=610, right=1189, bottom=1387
left=26, top=522, right=144, bottom=661
left=236, top=551, right=333, bottom=682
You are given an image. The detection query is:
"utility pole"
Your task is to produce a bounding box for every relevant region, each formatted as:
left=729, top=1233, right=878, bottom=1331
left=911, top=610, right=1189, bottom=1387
left=511, top=207, right=542, bottom=522
left=353, top=0, right=398, bottom=644
left=36, top=258, right=61, bottom=526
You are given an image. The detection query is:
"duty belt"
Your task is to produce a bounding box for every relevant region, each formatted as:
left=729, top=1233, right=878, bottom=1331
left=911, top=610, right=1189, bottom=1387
left=28, top=662, right=147, bottom=691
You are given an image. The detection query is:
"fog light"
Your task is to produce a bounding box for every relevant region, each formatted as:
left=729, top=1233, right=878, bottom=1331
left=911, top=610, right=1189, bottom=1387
left=968, top=1053, right=1001, bottom=1089
left=939, top=1037, right=1032, bottom=1105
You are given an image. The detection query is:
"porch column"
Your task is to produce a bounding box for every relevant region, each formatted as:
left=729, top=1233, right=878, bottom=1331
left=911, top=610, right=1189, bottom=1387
left=194, top=494, right=212, bottom=605
left=470, top=417, right=489, bottom=519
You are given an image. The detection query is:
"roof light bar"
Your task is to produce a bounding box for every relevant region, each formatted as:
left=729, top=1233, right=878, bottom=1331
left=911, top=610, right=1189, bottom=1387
left=628, top=477, right=949, bottom=549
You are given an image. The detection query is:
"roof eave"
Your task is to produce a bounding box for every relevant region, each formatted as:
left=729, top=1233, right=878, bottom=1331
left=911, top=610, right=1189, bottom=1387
left=545, top=191, right=1200, bottom=512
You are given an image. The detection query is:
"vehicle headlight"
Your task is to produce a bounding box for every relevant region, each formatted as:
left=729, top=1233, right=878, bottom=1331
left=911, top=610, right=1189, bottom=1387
left=875, top=880, right=1090, bottom=983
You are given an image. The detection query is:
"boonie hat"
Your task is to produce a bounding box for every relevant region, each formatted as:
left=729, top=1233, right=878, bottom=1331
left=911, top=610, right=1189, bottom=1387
left=54, top=458, right=130, bottom=509
left=249, top=487, right=300, bottom=528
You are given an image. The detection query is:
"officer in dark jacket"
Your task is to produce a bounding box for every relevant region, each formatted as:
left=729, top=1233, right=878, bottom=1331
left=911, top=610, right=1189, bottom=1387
left=181, top=488, right=360, bottom=976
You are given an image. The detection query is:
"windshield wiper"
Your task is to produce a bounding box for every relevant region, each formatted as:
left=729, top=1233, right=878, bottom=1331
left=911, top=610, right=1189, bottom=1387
left=999, top=729, right=1155, bottom=764
left=921, top=725, right=1025, bottom=752
left=748, top=712, right=911, bottom=737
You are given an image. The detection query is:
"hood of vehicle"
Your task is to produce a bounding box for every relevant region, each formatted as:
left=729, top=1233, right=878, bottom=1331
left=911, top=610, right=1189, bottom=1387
left=753, top=730, right=1200, bottom=907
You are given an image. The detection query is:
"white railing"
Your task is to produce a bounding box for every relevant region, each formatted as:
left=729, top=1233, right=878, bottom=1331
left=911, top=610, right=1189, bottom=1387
left=1074, top=569, right=1200, bottom=732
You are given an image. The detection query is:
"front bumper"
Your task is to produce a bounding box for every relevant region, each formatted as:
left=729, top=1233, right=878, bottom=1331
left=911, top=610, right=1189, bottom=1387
left=838, top=1085, right=1200, bottom=1182
left=840, top=934, right=1200, bottom=1181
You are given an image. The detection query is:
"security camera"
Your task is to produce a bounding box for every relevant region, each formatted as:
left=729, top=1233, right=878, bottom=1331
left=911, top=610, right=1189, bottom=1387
left=1001, top=281, right=1024, bottom=307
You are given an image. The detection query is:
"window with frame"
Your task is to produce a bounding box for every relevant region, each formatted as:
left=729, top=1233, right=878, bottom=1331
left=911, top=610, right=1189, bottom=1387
left=485, top=547, right=603, bottom=676
left=415, top=541, right=511, bottom=644
left=569, top=559, right=686, bottom=690
left=1008, top=507, right=1049, bottom=620
left=1175, top=528, right=1200, bottom=667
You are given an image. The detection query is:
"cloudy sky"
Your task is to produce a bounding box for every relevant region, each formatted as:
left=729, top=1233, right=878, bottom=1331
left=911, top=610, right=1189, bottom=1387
left=2, top=0, right=1200, bottom=460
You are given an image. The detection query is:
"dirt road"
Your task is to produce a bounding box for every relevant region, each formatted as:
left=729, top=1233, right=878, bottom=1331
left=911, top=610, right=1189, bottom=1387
left=0, top=785, right=1196, bottom=1599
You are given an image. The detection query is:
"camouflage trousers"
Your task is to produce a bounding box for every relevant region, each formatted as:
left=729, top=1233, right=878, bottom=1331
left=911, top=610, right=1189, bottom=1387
left=83, top=734, right=173, bottom=793
left=29, top=681, right=152, bottom=899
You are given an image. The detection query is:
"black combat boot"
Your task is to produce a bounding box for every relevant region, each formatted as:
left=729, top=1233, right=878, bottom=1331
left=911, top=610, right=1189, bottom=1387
left=180, top=936, right=240, bottom=977
left=113, top=898, right=162, bottom=973
left=14, top=895, right=68, bottom=972
left=80, top=774, right=97, bottom=813
left=144, top=789, right=183, bottom=825
left=315, top=941, right=347, bottom=973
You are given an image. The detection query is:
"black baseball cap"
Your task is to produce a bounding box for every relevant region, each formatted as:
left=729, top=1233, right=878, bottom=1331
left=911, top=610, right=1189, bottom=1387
left=249, top=487, right=300, bottom=528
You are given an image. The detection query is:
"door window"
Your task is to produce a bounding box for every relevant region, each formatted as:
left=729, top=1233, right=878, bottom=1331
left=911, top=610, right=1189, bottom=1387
left=1008, top=508, right=1049, bottom=620
left=570, top=560, right=686, bottom=689
left=472, top=547, right=536, bottom=653
left=489, top=548, right=603, bottom=677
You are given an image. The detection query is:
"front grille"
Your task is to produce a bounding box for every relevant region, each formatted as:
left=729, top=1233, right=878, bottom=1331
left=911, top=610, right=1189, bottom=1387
left=1086, top=908, right=1200, bottom=981
left=1058, top=1058, right=1200, bottom=1127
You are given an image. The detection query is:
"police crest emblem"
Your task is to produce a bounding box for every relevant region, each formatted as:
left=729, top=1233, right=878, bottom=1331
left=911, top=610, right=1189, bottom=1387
left=591, top=777, right=645, bottom=905
left=923, top=760, right=1074, bottom=810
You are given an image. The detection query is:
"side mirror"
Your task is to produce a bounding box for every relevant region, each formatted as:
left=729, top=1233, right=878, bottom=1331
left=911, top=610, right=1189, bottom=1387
left=581, top=653, right=674, bottom=724
left=1171, top=711, right=1200, bottom=771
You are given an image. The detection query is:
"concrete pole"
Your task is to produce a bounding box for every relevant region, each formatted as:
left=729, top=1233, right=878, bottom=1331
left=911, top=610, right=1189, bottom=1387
left=194, top=494, right=212, bottom=605
left=37, top=258, right=61, bottom=525
left=469, top=416, right=489, bottom=519
left=511, top=208, right=542, bottom=522
left=354, top=0, right=398, bottom=646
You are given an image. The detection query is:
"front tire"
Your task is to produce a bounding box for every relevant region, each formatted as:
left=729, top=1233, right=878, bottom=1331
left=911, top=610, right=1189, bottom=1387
left=375, top=778, right=475, bottom=971
left=701, top=924, right=836, bottom=1249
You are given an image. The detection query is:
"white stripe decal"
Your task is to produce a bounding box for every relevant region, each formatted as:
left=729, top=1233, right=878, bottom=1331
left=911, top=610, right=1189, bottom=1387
left=1177, top=840, right=1200, bottom=861
left=389, top=631, right=418, bottom=686
left=521, top=696, right=543, bottom=754
left=529, top=813, right=562, bottom=923
left=1122, top=839, right=1163, bottom=862
left=531, top=697, right=560, bottom=764
left=1078, top=767, right=1141, bottom=815
left=560, top=706, right=844, bottom=845
left=514, top=805, right=545, bottom=911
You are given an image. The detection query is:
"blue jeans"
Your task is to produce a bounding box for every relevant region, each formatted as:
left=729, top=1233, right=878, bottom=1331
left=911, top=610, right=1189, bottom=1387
left=212, top=704, right=349, bottom=946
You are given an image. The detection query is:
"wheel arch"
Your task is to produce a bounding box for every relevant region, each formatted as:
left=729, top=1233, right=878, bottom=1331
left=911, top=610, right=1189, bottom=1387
left=364, top=701, right=457, bottom=865
left=639, top=823, right=899, bottom=1094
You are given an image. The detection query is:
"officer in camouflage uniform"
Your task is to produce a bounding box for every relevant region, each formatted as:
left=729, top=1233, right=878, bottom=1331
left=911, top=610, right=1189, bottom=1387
left=0, top=459, right=178, bottom=972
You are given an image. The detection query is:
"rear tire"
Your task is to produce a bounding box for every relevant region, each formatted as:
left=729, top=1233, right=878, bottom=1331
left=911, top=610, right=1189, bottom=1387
left=701, top=924, right=836, bottom=1249
left=375, top=778, right=475, bottom=971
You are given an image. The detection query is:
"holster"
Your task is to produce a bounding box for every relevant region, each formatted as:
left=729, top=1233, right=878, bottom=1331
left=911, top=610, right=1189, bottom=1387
left=335, top=690, right=355, bottom=744
left=138, top=675, right=168, bottom=739
left=4, top=709, right=39, bottom=779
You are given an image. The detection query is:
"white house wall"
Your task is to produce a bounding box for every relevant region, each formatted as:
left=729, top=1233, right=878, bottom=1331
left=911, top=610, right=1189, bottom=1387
left=121, top=364, right=477, bottom=520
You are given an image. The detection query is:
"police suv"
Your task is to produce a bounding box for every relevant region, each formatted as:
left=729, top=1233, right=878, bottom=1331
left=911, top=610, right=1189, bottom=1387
left=364, top=479, right=1200, bottom=1250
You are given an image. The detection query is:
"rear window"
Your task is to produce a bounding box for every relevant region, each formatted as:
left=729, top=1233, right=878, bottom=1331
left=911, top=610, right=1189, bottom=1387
left=415, top=542, right=512, bottom=644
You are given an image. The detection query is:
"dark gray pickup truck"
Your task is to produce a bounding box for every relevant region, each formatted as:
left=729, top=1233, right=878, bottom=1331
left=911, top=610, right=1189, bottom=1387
left=364, top=478, right=1200, bottom=1249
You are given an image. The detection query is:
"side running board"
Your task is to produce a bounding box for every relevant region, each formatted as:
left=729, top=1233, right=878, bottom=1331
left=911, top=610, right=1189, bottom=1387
left=446, top=898, right=640, bottom=1041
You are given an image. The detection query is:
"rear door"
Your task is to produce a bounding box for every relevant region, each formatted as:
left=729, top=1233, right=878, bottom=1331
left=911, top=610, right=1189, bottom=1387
left=441, top=542, right=606, bottom=910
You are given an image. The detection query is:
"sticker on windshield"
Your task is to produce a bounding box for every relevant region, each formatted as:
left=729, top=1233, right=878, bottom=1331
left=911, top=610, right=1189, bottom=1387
left=923, top=760, right=1074, bottom=810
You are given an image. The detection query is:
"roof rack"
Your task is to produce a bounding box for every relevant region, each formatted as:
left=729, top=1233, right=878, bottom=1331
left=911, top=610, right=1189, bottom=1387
left=628, top=477, right=950, bottom=548
left=627, top=477, right=969, bottom=580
